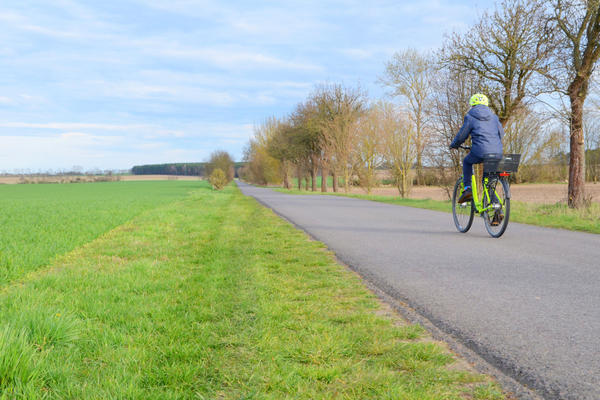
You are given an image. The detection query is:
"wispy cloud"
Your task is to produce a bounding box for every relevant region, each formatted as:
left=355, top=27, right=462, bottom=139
left=0, top=122, right=149, bottom=131
left=146, top=45, right=322, bottom=72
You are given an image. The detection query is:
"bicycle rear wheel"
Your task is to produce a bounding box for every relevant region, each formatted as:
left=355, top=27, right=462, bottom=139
left=452, top=177, right=474, bottom=233
left=483, top=177, right=510, bottom=238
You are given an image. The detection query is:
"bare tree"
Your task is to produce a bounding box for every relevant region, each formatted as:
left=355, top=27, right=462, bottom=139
left=503, top=107, right=567, bottom=182
left=504, top=108, right=550, bottom=163
left=550, top=0, right=600, bottom=207
left=441, top=0, right=555, bottom=126
left=380, top=49, right=434, bottom=185
left=584, top=106, right=600, bottom=181
left=354, top=105, right=385, bottom=194
left=290, top=101, right=322, bottom=191
left=378, top=101, right=417, bottom=198
left=314, top=83, right=367, bottom=192
left=243, top=138, right=280, bottom=186
left=429, top=66, right=482, bottom=198
left=267, top=118, right=295, bottom=189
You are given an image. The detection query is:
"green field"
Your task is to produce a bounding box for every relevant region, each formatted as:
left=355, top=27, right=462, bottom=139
left=0, top=181, right=502, bottom=398
left=0, top=181, right=198, bottom=284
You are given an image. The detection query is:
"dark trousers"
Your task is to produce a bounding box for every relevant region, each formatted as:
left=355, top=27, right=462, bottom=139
left=463, top=152, right=502, bottom=189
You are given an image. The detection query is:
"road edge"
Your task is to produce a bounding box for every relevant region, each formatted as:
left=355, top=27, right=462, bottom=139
left=238, top=181, right=543, bottom=400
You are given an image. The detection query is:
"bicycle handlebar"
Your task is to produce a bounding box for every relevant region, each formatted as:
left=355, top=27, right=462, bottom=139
left=449, top=145, right=471, bottom=150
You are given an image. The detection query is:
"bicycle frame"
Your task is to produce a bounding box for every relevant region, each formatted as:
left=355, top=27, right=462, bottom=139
left=467, top=174, right=505, bottom=214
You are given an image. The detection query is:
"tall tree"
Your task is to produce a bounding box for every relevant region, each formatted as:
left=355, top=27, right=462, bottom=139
left=310, top=86, right=334, bottom=192
left=551, top=0, right=600, bottom=207
left=430, top=67, right=482, bottom=174
left=314, top=83, right=366, bottom=192
left=267, top=118, right=294, bottom=189
left=354, top=104, right=385, bottom=194
left=380, top=48, right=433, bottom=185
left=378, top=101, right=417, bottom=198
left=441, top=0, right=555, bottom=126
left=290, top=101, right=322, bottom=192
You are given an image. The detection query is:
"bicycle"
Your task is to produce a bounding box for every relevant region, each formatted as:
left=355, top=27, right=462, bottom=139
left=451, top=146, right=521, bottom=238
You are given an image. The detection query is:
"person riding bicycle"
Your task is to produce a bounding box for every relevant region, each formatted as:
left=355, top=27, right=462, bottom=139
left=450, top=93, right=504, bottom=205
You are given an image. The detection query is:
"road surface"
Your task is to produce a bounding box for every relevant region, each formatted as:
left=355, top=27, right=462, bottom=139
left=238, top=181, right=600, bottom=400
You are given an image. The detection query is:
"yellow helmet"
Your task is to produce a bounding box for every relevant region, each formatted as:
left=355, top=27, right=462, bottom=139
left=469, top=93, right=489, bottom=107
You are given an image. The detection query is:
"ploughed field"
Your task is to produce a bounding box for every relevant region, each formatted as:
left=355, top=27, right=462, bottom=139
left=346, top=183, right=600, bottom=204
left=0, top=181, right=503, bottom=399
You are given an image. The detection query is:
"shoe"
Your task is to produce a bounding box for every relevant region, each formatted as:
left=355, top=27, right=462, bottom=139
left=458, top=189, right=472, bottom=203
left=491, top=212, right=504, bottom=226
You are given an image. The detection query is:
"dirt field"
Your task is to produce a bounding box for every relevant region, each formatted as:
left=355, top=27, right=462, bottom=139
left=119, top=175, right=202, bottom=181
left=0, top=174, right=203, bottom=184
left=349, top=183, right=600, bottom=204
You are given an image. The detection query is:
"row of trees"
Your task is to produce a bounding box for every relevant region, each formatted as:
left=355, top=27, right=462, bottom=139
left=131, top=163, right=206, bottom=176
left=239, top=85, right=428, bottom=197
left=241, top=0, right=600, bottom=208
left=131, top=156, right=243, bottom=180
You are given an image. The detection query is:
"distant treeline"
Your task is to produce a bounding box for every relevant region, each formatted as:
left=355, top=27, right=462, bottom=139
left=131, top=163, right=206, bottom=176
left=131, top=162, right=246, bottom=176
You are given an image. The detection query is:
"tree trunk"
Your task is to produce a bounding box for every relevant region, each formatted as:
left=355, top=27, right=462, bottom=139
left=310, top=154, right=318, bottom=191
left=344, top=168, right=350, bottom=193
left=283, top=171, right=290, bottom=189
left=321, top=165, right=329, bottom=192
left=332, top=170, right=338, bottom=192
left=416, top=117, right=423, bottom=186
left=282, top=160, right=290, bottom=189
left=416, top=153, right=423, bottom=186
left=568, top=89, right=586, bottom=208
left=304, top=175, right=309, bottom=191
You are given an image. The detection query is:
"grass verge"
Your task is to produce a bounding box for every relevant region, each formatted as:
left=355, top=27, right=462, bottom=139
left=275, top=188, right=600, bottom=235
left=0, top=182, right=502, bottom=398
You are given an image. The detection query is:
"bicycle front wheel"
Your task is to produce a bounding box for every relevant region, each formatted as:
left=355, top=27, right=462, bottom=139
left=452, top=177, right=474, bottom=233
left=483, top=177, right=510, bottom=238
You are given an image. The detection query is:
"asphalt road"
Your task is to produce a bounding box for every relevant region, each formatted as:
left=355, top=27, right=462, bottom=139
left=237, top=181, right=600, bottom=400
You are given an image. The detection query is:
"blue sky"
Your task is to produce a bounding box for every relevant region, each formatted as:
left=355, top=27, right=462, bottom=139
left=0, top=0, right=495, bottom=171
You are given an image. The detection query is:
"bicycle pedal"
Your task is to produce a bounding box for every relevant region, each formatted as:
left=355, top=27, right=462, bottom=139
left=490, top=213, right=504, bottom=226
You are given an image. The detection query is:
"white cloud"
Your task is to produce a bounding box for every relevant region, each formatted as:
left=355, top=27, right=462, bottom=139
left=340, top=48, right=373, bottom=60
left=134, top=0, right=224, bottom=16
left=0, top=122, right=149, bottom=131
left=152, top=46, right=322, bottom=72
left=100, top=81, right=238, bottom=106
left=0, top=8, right=102, bottom=40
left=0, top=120, right=254, bottom=170
left=0, top=133, right=126, bottom=170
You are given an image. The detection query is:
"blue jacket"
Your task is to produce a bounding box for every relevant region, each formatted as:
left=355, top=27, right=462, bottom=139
left=450, top=105, right=504, bottom=157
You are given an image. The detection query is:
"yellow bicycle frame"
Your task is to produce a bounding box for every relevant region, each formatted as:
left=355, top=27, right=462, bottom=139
left=469, top=175, right=504, bottom=214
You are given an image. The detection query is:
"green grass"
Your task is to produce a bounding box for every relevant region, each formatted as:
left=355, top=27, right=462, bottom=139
left=276, top=187, right=600, bottom=234
left=0, top=181, right=198, bottom=284
left=292, top=176, right=345, bottom=188
left=0, top=181, right=502, bottom=398
left=509, top=201, right=600, bottom=233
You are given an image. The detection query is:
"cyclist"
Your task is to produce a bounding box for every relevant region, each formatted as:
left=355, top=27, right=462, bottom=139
left=450, top=93, right=504, bottom=208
